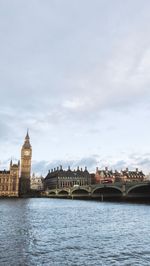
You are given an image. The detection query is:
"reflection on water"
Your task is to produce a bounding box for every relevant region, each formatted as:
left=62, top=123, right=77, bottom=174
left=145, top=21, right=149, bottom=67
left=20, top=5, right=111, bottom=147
left=0, top=198, right=150, bottom=266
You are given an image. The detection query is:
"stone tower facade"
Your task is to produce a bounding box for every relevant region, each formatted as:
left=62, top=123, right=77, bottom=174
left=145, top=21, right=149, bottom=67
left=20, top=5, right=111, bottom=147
left=20, top=131, right=32, bottom=195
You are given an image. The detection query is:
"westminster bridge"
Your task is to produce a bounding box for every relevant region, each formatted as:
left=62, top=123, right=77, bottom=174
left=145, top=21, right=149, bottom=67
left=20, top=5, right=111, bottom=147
left=44, top=181, right=150, bottom=200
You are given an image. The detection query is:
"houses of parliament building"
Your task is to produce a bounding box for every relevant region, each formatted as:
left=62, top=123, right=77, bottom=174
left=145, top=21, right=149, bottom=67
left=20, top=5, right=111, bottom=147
left=0, top=132, right=32, bottom=197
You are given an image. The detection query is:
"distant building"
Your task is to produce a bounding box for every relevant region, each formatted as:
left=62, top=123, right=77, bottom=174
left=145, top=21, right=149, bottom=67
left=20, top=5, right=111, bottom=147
left=30, top=174, right=44, bottom=191
left=121, top=168, right=145, bottom=182
left=90, top=173, right=96, bottom=184
left=145, top=173, right=150, bottom=180
left=0, top=160, right=20, bottom=197
left=95, top=167, right=115, bottom=183
left=44, top=166, right=91, bottom=190
left=95, top=167, right=145, bottom=183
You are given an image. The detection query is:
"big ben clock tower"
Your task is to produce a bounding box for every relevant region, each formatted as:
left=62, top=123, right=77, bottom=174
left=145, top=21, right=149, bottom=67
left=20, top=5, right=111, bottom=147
left=20, top=131, right=32, bottom=195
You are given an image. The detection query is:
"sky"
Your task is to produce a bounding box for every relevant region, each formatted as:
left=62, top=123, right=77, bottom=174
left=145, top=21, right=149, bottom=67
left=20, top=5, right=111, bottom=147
left=0, top=0, right=150, bottom=175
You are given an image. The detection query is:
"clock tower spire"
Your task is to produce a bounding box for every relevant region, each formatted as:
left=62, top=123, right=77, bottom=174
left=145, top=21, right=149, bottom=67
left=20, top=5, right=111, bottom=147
left=20, top=130, right=32, bottom=195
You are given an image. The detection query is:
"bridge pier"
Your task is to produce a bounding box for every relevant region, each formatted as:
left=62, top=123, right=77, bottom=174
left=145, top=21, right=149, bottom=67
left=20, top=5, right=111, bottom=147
left=122, top=184, right=127, bottom=197
left=68, top=189, right=71, bottom=196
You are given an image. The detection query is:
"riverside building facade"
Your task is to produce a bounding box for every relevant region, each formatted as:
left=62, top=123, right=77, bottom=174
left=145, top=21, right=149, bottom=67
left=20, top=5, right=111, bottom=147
left=95, top=167, right=145, bottom=183
left=44, top=166, right=91, bottom=190
left=121, top=168, right=145, bottom=182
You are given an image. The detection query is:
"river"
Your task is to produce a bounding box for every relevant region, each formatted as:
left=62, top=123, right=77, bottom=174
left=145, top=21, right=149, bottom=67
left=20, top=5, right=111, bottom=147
left=0, top=198, right=150, bottom=266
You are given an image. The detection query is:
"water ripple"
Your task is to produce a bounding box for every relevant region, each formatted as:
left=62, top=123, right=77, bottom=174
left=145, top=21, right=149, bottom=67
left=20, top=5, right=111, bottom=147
left=0, top=199, right=150, bottom=266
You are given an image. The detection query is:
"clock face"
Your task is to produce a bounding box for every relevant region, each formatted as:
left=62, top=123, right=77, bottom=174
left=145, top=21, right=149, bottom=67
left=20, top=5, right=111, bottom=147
left=24, top=150, right=30, bottom=156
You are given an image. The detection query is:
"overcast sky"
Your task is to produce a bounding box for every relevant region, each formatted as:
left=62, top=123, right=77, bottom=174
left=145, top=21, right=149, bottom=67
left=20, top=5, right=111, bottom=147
left=0, top=0, right=150, bottom=175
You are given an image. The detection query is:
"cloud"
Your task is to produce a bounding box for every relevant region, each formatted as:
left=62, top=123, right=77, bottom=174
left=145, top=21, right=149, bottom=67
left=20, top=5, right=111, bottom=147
left=0, top=0, right=150, bottom=165
left=62, top=98, right=86, bottom=110
left=1, top=150, right=150, bottom=177
left=31, top=151, right=150, bottom=176
left=32, top=156, right=98, bottom=176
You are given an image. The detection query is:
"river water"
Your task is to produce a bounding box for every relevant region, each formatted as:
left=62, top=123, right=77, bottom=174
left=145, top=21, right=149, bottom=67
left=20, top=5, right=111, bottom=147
left=0, top=198, right=150, bottom=266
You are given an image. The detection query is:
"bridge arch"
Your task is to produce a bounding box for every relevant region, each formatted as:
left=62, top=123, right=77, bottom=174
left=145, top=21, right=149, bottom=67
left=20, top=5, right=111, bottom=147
left=127, top=184, right=150, bottom=195
left=71, top=188, right=89, bottom=195
left=92, top=186, right=122, bottom=198
left=58, top=189, right=69, bottom=195
left=92, top=186, right=122, bottom=194
left=49, top=191, right=56, bottom=195
left=71, top=188, right=89, bottom=194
